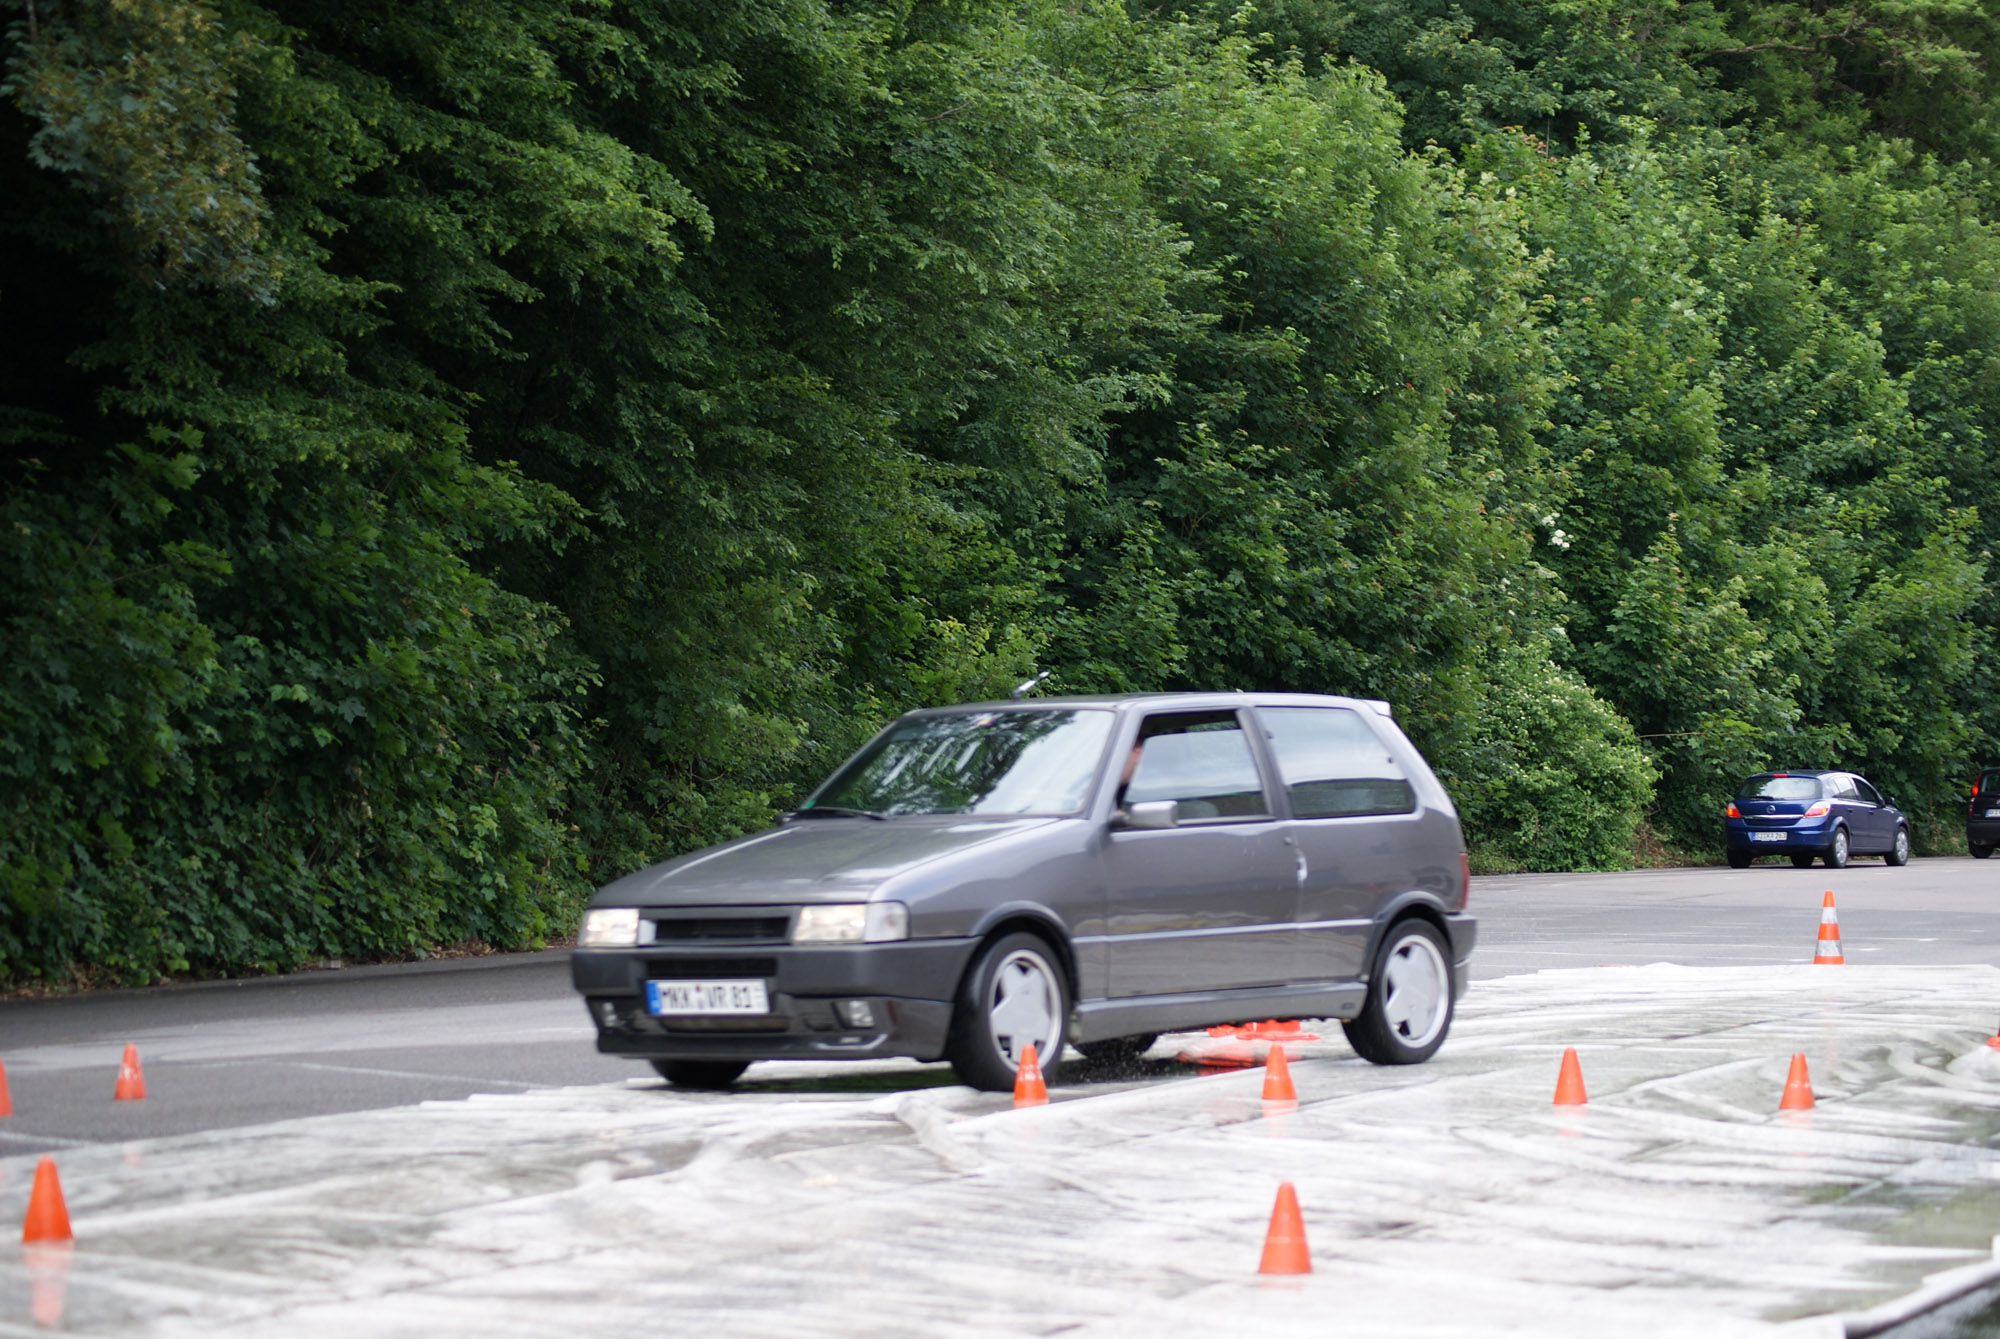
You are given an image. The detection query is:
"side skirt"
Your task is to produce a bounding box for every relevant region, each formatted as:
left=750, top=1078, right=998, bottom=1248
left=1071, top=983, right=1367, bottom=1045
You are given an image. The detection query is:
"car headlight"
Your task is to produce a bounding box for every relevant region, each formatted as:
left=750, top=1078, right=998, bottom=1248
left=793, top=902, right=910, bottom=944
left=578, top=907, right=640, bottom=948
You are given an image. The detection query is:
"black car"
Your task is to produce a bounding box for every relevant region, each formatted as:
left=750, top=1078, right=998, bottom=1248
left=1970, top=768, right=2000, bottom=859
left=1724, top=770, right=1911, bottom=869
left=572, top=692, right=1475, bottom=1091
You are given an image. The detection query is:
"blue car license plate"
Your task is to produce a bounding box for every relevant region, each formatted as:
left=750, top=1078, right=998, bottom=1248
left=646, top=979, right=770, bottom=1016
left=1751, top=832, right=1787, bottom=842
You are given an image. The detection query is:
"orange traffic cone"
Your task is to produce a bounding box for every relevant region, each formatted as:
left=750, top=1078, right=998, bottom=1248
left=1780, top=1052, right=1815, bottom=1110
left=1986, top=1017, right=2000, bottom=1051
left=21, top=1157, right=72, bottom=1243
left=1262, top=1043, right=1299, bottom=1110
left=1812, top=892, right=1844, bottom=965
left=0, top=1056, right=11, bottom=1116
left=1257, top=1182, right=1311, bottom=1275
left=114, top=1043, right=146, bottom=1101
left=1552, top=1047, right=1588, bottom=1105
left=1012, top=1042, right=1048, bottom=1107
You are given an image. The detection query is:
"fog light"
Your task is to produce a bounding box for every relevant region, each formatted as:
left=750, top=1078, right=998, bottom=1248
left=836, top=999, right=876, bottom=1028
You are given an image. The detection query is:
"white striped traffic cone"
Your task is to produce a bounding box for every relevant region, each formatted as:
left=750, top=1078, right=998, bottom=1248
left=1812, top=891, right=1843, bottom=965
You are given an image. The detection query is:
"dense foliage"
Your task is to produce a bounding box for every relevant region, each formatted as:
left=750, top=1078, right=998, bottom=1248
left=3, top=0, right=1993, bottom=982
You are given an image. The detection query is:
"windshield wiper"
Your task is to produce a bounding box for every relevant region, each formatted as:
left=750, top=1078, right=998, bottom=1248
left=795, top=805, right=890, bottom=821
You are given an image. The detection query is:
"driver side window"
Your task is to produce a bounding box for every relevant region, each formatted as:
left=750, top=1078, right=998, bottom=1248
left=1121, top=711, right=1270, bottom=820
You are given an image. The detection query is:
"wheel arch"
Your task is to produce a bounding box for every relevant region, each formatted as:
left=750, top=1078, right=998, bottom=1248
left=964, top=903, right=1078, bottom=1000
left=1361, top=893, right=1452, bottom=980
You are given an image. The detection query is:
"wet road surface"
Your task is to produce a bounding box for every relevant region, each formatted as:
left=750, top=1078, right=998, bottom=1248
left=1, top=857, right=1995, bottom=1154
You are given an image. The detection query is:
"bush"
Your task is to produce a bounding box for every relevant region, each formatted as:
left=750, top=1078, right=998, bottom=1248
left=1437, top=641, right=1657, bottom=872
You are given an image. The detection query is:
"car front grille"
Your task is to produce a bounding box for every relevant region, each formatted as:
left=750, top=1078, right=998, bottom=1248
left=647, top=915, right=791, bottom=944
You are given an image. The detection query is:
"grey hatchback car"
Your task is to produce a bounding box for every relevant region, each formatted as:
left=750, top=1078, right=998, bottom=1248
left=572, top=692, right=1476, bottom=1091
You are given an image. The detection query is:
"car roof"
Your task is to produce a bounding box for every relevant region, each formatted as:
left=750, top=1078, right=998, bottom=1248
left=899, top=691, right=1395, bottom=717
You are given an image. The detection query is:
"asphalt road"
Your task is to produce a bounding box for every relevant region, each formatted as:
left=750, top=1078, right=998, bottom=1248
left=1472, top=853, right=2000, bottom=977
left=1, top=855, right=1992, bottom=1157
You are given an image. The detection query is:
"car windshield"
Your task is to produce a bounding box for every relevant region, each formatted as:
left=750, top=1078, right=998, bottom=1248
left=1739, top=774, right=1824, bottom=801
left=1979, top=770, right=2000, bottom=798
left=805, top=709, right=1114, bottom=817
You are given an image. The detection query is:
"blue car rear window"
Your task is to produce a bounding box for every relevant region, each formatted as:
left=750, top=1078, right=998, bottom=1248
left=1738, top=775, right=1824, bottom=801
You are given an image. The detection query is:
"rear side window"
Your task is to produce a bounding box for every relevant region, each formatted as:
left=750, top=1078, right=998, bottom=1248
left=1260, top=706, right=1416, bottom=818
left=1978, top=770, right=2000, bottom=798
left=1739, top=775, right=1824, bottom=801
left=1123, top=712, right=1270, bottom=819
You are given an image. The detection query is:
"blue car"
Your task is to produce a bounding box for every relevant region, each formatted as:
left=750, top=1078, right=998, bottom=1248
left=1724, top=770, right=1911, bottom=870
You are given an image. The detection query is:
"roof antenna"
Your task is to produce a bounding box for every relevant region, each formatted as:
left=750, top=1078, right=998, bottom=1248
left=1010, top=670, right=1052, bottom=699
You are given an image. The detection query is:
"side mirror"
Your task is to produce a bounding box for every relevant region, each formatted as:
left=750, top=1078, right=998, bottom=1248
left=1116, top=800, right=1180, bottom=830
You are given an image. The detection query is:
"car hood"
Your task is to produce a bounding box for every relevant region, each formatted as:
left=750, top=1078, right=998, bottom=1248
left=593, top=817, right=1059, bottom=906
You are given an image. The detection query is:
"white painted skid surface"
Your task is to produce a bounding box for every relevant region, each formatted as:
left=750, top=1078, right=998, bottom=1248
left=10, top=965, right=2000, bottom=1336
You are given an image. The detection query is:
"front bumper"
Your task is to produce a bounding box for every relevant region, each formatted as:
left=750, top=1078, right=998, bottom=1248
left=571, top=938, right=980, bottom=1063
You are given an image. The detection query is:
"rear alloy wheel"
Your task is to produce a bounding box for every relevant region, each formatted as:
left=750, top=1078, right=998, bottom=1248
left=1789, top=853, right=1816, bottom=869
left=1886, top=826, right=1911, bottom=867
left=1342, top=919, right=1454, bottom=1066
left=651, top=1059, right=750, bottom=1089
left=1973, top=844, right=1994, bottom=860
left=1727, top=850, right=1752, bottom=869
left=1823, top=826, right=1850, bottom=870
left=946, top=931, right=1070, bottom=1092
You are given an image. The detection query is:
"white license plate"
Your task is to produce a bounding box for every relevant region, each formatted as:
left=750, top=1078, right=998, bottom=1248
left=1987, top=809, right=2000, bottom=818
left=646, top=979, right=770, bottom=1015
left=1751, top=832, right=1787, bottom=842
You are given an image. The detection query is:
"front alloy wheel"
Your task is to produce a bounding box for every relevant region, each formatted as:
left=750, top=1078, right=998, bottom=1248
left=1343, top=919, right=1454, bottom=1065
left=1824, top=827, right=1850, bottom=869
left=946, top=931, right=1069, bottom=1092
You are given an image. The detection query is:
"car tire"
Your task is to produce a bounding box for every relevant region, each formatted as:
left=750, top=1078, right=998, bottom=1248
left=1885, top=826, right=1911, bottom=867
left=1789, top=853, right=1816, bottom=869
left=945, top=931, right=1070, bottom=1093
left=1342, top=919, right=1454, bottom=1066
left=1973, top=844, right=1994, bottom=860
left=1727, top=850, right=1752, bottom=869
left=651, top=1059, right=750, bottom=1089
left=1823, top=826, right=1850, bottom=869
